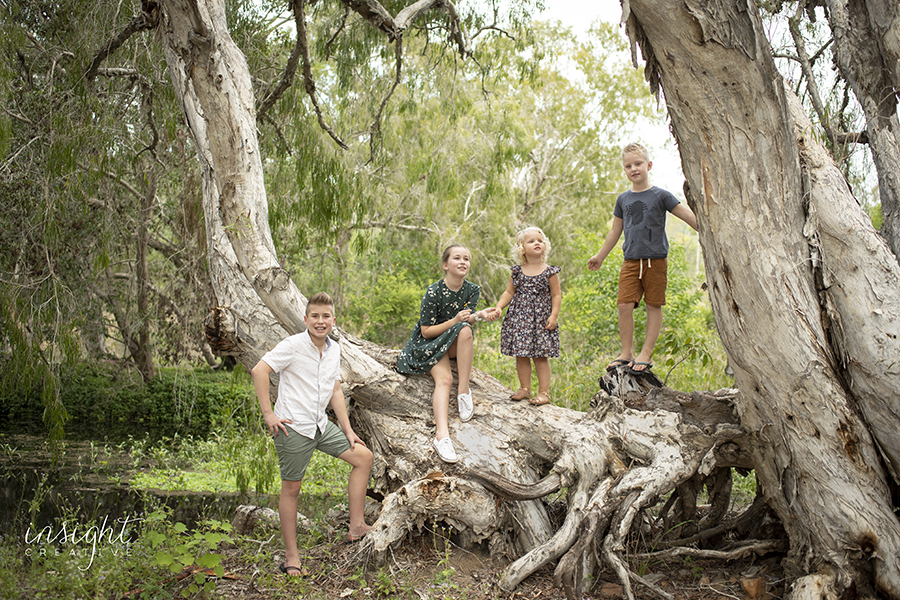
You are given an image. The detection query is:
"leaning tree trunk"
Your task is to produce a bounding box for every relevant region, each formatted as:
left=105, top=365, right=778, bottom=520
left=159, top=0, right=302, bottom=368
left=625, top=0, right=900, bottom=598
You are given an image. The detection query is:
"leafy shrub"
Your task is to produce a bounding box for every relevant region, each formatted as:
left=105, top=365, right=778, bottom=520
left=0, top=361, right=255, bottom=441
left=342, top=268, right=426, bottom=348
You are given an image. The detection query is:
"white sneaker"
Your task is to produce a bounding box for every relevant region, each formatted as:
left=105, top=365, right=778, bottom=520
left=458, top=392, right=474, bottom=422
left=433, top=437, right=458, bottom=463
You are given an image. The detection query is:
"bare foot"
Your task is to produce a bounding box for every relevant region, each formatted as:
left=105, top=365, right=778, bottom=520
left=348, top=523, right=372, bottom=542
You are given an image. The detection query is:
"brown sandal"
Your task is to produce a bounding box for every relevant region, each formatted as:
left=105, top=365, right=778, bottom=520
left=509, top=388, right=531, bottom=401
left=529, top=393, right=552, bottom=406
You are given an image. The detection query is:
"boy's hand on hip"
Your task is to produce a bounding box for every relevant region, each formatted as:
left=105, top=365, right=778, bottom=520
left=264, top=412, right=291, bottom=437
left=347, top=431, right=367, bottom=451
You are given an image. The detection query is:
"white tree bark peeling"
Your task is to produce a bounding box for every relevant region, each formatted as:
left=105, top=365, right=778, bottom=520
left=791, top=93, right=900, bottom=481
left=627, top=2, right=900, bottom=598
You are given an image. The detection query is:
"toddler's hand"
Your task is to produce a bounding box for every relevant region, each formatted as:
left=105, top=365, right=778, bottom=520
left=485, top=307, right=501, bottom=321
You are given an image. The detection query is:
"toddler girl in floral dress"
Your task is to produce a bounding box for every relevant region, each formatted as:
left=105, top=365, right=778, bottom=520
left=489, top=227, right=561, bottom=406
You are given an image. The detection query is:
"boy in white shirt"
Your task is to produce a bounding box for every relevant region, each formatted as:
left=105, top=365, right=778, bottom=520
left=251, top=292, right=372, bottom=576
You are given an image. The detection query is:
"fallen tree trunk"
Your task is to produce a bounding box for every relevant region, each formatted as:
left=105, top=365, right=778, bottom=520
left=231, top=348, right=764, bottom=599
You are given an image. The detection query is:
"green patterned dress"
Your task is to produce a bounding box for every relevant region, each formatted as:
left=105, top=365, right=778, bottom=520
left=397, top=279, right=481, bottom=375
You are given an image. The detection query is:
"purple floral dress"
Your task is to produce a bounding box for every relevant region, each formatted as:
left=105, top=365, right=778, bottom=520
left=500, top=265, right=560, bottom=358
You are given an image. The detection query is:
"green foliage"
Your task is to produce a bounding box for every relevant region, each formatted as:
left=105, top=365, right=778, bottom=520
left=266, top=17, right=665, bottom=315
left=373, top=567, right=399, bottom=597
left=731, top=469, right=758, bottom=508
left=868, top=201, right=883, bottom=230
left=342, top=268, right=425, bottom=348
left=431, top=524, right=459, bottom=591
left=0, top=362, right=257, bottom=440
left=145, top=510, right=232, bottom=598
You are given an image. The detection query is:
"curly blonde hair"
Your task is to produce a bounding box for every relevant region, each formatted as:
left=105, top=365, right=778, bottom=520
left=511, top=227, right=551, bottom=265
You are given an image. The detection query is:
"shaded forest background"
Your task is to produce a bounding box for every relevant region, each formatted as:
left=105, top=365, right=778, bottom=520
left=0, top=0, right=880, bottom=434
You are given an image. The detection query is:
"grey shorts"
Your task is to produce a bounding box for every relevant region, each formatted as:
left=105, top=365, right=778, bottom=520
left=272, top=420, right=351, bottom=482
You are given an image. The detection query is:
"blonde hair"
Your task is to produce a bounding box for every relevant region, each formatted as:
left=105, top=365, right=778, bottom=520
left=621, top=142, right=650, bottom=163
left=512, top=227, right=551, bottom=265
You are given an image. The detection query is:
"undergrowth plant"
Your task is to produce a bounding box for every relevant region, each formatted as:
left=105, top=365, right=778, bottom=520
left=144, top=509, right=233, bottom=598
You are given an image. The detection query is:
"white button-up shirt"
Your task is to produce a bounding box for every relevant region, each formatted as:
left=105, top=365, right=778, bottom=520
left=260, top=330, right=341, bottom=439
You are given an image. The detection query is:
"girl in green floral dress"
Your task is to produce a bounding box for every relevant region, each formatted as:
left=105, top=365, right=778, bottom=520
left=397, top=244, right=495, bottom=463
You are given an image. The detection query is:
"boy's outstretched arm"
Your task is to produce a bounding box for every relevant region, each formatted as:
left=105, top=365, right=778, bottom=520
left=587, top=217, right=624, bottom=271
left=672, top=203, right=698, bottom=231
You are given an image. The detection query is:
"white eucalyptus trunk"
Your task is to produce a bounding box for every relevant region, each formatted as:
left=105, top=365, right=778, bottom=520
left=626, top=1, right=900, bottom=597
left=158, top=0, right=301, bottom=366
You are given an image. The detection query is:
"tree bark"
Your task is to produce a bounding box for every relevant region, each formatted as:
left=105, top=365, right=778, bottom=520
left=134, top=160, right=157, bottom=380
left=625, top=0, right=900, bottom=597
left=158, top=0, right=298, bottom=368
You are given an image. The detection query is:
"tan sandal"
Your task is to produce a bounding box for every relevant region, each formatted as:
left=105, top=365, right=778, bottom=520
left=529, top=393, right=552, bottom=406
left=509, top=388, right=531, bottom=401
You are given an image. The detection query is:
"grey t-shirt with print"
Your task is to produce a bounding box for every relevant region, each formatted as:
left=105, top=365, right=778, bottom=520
left=613, top=186, right=681, bottom=260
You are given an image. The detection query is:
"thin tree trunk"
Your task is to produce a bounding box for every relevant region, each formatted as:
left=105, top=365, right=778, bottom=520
left=135, top=162, right=156, bottom=380
left=826, top=0, right=900, bottom=262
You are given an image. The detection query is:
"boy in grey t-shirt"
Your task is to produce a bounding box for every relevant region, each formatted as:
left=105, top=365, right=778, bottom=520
left=587, top=143, right=698, bottom=375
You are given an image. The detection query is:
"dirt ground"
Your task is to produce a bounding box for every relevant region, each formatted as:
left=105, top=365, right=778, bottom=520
left=195, top=518, right=787, bottom=600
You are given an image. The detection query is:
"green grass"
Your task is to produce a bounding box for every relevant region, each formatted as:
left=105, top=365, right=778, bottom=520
left=127, top=431, right=351, bottom=499
left=475, top=317, right=733, bottom=413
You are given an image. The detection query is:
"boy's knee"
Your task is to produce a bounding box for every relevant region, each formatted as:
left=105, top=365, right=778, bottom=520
left=345, top=444, right=373, bottom=468
left=281, top=479, right=304, bottom=497
left=360, top=446, right=374, bottom=467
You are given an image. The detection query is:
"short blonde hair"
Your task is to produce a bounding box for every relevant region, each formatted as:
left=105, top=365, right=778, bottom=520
left=306, top=292, right=335, bottom=315
left=622, top=142, right=650, bottom=163
left=512, top=227, right=551, bottom=265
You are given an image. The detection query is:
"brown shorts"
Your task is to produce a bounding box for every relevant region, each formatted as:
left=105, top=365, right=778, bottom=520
left=617, top=258, right=668, bottom=306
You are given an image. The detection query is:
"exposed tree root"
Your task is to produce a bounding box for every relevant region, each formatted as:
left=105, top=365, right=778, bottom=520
left=634, top=539, right=789, bottom=562
left=340, top=359, right=763, bottom=598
